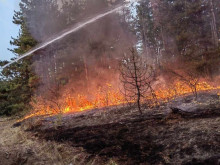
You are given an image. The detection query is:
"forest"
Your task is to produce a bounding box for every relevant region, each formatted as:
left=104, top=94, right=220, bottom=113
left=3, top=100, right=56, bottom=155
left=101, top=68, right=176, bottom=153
left=0, top=0, right=220, bottom=164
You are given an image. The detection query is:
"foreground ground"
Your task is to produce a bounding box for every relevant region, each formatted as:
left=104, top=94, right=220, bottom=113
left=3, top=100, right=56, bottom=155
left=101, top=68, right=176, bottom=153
left=0, top=92, right=220, bottom=165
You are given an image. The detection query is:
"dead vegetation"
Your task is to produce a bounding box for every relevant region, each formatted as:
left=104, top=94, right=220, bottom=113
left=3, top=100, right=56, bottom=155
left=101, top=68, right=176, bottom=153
left=1, top=91, right=220, bottom=165
left=119, top=47, right=156, bottom=115
left=0, top=118, right=111, bottom=165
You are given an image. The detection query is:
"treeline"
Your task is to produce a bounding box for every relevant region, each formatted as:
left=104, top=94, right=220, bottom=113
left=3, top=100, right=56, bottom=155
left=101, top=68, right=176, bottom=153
left=135, top=0, right=220, bottom=77
left=0, top=0, right=220, bottom=116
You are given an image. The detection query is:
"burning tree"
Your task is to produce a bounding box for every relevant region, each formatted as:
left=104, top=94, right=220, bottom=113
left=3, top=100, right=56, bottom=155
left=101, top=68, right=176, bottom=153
left=120, top=47, right=156, bottom=115
left=31, top=83, right=67, bottom=118
left=170, top=70, right=200, bottom=99
left=164, top=61, right=201, bottom=99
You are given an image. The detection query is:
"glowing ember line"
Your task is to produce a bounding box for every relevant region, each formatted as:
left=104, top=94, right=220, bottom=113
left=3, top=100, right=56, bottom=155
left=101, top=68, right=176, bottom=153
left=1, top=5, right=124, bottom=69
left=19, top=81, right=220, bottom=122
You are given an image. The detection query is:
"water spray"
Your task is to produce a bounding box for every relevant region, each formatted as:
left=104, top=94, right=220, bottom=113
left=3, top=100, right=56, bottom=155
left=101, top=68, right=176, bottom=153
left=1, top=3, right=130, bottom=70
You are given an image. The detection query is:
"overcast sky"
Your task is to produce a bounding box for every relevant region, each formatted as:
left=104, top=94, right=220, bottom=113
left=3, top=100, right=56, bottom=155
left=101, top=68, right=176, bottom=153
left=0, top=0, right=20, bottom=61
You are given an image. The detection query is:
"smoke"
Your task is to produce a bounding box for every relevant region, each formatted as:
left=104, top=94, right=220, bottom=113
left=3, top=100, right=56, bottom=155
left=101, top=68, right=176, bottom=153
left=20, top=0, right=136, bottom=99
left=12, top=0, right=219, bottom=106
left=2, top=0, right=219, bottom=115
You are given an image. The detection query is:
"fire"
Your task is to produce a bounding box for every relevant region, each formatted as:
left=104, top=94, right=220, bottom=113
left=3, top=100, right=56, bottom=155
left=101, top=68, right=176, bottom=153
left=21, top=81, right=220, bottom=121
left=155, top=82, right=220, bottom=101
left=21, top=83, right=127, bottom=121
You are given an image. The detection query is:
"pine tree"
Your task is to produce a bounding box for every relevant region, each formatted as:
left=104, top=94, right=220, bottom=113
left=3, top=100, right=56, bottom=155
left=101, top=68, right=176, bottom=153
left=134, top=0, right=220, bottom=77
left=0, top=8, right=38, bottom=116
left=135, top=0, right=163, bottom=63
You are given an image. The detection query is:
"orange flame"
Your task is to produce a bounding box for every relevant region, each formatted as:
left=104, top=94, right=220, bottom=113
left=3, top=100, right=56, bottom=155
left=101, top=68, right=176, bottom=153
left=21, top=81, right=220, bottom=121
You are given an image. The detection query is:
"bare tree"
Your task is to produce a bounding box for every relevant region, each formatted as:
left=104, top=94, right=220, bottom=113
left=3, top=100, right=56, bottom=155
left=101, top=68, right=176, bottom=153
left=168, top=69, right=200, bottom=99
left=119, top=47, right=156, bottom=115
left=31, top=82, right=67, bottom=116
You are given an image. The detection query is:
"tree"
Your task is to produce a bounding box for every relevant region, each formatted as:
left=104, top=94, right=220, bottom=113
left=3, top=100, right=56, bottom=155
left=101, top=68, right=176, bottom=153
left=169, top=69, right=200, bottom=99
left=120, top=47, right=156, bottom=115
left=210, top=0, right=219, bottom=48
left=19, top=0, right=63, bottom=42
left=133, top=0, right=220, bottom=79
left=31, top=0, right=133, bottom=100
left=135, top=0, right=163, bottom=63
left=0, top=8, right=38, bottom=116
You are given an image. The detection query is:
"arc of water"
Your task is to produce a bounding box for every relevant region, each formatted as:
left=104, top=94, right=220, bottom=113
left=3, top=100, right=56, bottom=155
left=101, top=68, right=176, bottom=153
left=1, top=4, right=125, bottom=70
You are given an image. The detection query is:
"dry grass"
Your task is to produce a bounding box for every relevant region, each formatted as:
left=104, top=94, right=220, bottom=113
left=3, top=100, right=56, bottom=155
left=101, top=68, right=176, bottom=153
left=0, top=117, right=108, bottom=165
left=1, top=92, right=220, bottom=165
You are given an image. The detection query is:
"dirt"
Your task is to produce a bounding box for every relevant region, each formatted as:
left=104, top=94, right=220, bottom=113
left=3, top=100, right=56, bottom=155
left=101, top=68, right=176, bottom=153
left=1, top=91, right=220, bottom=165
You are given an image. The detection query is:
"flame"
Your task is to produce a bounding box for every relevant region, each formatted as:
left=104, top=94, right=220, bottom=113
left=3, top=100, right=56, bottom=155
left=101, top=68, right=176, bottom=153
left=20, top=81, right=220, bottom=121
left=155, top=82, right=220, bottom=101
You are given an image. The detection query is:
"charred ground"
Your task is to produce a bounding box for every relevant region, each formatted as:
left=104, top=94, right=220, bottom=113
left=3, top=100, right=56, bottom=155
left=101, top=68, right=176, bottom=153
left=1, top=91, right=220, bottom=165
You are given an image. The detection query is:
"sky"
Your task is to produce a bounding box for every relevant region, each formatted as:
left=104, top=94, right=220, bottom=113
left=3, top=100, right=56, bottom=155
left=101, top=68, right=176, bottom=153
left=0, top=0, right=137, bottom=62
left=0, top=0, right=20, bottom=61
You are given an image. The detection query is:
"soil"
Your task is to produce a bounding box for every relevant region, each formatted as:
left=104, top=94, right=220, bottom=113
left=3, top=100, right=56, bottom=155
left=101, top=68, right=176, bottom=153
left=1, top=91, right=220, bottom=165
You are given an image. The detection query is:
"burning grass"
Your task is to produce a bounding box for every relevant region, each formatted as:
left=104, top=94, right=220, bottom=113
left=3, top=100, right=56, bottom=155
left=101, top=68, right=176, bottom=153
left=26, top=91, right=220, bottom=165
left=21, top=81, right=220, bottom=121
left=2, top=91, right=220, bottom=164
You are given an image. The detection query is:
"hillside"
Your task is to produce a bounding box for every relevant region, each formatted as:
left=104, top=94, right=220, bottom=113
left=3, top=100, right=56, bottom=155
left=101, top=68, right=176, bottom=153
left=0, top=91, right=219, bottom=165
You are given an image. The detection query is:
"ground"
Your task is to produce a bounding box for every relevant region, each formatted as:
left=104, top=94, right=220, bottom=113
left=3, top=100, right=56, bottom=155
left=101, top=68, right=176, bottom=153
left=0, top=92, right=220, bottom=165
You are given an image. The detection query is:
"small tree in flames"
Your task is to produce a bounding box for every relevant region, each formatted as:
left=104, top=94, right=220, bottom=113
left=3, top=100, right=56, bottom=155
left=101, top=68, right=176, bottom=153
left=171, top=70, right=199, bottom=99
left=31, top=82, right=67, bottom=127
left=165, top=65, right=200, bottom=99
left=119, top=47, right=156, bottom=115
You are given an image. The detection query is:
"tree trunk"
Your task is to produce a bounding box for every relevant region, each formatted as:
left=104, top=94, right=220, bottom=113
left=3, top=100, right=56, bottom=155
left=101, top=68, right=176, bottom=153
left=137, top=93, right=142, bottom=115
left=194, top=86, right=198, bottom=100
left=132, top=52, right=143, bottom=115
left=210, top=0, right=219, bottom=47
left=83, top=55, right=89, bottom=92
left=141, top=10, right=147, bottom=54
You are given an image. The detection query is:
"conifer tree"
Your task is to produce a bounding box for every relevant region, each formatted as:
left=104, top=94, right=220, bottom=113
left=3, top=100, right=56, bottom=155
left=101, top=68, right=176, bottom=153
left=0, top=8, right=38, bottom=116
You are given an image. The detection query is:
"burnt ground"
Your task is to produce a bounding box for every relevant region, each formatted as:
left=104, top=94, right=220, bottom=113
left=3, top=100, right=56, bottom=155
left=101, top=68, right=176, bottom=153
left=2, top=91, right=220, bottom=165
